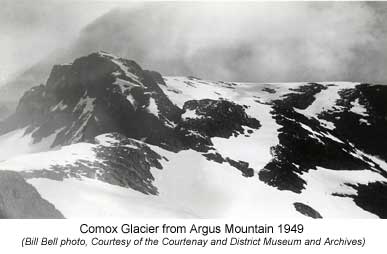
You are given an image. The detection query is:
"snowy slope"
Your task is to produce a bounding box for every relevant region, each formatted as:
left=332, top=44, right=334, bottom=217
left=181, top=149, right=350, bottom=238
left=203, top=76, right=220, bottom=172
left=1, top=52, right=387, bottom=218
left=160, top=77, right=387, bottom=218
left=0, top=127, right=61, bottom=161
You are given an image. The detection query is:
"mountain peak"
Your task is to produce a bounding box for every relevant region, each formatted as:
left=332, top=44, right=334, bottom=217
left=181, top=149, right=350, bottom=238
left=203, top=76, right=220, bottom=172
left=0, top=52, right=183, bottom=149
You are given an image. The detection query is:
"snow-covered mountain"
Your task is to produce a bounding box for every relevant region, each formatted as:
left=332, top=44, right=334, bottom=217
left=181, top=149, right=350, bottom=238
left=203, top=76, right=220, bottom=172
left=0, top=52, right=386, bottom=218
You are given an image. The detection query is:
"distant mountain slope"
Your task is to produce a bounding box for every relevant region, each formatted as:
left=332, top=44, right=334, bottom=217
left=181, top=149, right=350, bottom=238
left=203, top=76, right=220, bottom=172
left=0, top=52, right=386, bottom=218
left=0, top=50, right=66, bottom=120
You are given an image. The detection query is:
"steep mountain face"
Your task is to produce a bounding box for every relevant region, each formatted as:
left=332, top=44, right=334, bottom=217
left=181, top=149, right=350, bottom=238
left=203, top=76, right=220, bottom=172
left=0, top=171, right=63, bottom=219
left=0, top=52, right=387, bottom=219
left=0, top=52, right=183, bottom=151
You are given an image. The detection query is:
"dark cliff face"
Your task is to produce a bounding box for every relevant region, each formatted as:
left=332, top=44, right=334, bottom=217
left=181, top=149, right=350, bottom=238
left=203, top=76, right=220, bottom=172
left=320, top=84, right=387, bottom=162
left=0, top=171, right=64, bottom=219
left=0, top=52, right=183, bottom=150
left=258, top=83, right=387, bottom=197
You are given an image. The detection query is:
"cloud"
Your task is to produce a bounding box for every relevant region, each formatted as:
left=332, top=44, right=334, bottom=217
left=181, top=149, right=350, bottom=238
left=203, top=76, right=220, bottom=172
left=70, top=2, right=386, bottom=83
left=0, top=0, right=120, bottom=80
left=2, top=1, right=387, bottom=83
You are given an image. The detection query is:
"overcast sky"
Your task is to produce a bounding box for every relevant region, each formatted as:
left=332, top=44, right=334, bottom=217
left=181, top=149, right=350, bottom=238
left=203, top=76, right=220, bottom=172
left=0, top=0, right=123, bottom=83
left=1, top=1, right=387, bottom=84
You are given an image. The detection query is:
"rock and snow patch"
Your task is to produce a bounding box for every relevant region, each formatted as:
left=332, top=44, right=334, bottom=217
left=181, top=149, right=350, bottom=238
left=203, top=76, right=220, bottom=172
left=295, top=82, right=359, bottom=130
left=301, top=82, right=358, bottom=116
left=50, top=100, right=68, bottom=112
left=114, top=78, right=140, bottom=92
left=0, top=127, right=63, bottom=161
left=350, top=98, right=368, bottom=117
left=74, top=95, right=96, bottom=117
left=95, top=133, right=120, bottom=147
left=98, top=51, right=143, bottom=86
left=112, top=61, right=142, bottom=85
left=350, top=98, right=371, bottom=126
left=0, top=142, right=101, bottom=172
left=126, top=94, right=137, bottom=108
left=181, top=109, right=202, bottom=120
left=299, top=167, right=385, bottom=218
left=211, top=100, right=279, bottom=172
left=147, top=97, right=159, bottom=117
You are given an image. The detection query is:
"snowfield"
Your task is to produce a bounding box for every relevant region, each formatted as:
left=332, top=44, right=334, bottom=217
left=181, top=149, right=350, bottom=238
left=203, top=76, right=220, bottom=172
left=1, top=53, right=386, bottom=218
left=0, top=127, right=62, bottom=161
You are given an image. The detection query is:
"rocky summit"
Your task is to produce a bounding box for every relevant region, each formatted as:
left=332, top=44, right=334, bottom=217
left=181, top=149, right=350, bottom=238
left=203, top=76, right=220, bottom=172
left=0, top=52, right=386, bottom=218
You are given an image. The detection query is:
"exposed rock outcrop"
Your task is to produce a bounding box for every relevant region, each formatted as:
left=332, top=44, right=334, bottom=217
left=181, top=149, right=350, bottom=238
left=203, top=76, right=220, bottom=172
left=293, top=202, right=323, bottom=219
left=177, top=99, right=261, bottom=152
left=0, top=171, right=64, bottom=219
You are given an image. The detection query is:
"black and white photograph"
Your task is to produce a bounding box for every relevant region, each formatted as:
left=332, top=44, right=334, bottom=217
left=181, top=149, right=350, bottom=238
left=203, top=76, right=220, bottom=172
left=0, top=0, right=387, bottom=219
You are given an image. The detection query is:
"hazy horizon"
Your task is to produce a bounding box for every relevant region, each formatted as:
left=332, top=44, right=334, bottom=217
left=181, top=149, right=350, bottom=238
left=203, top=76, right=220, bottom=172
left=1, top=1, right=387, bottom=84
